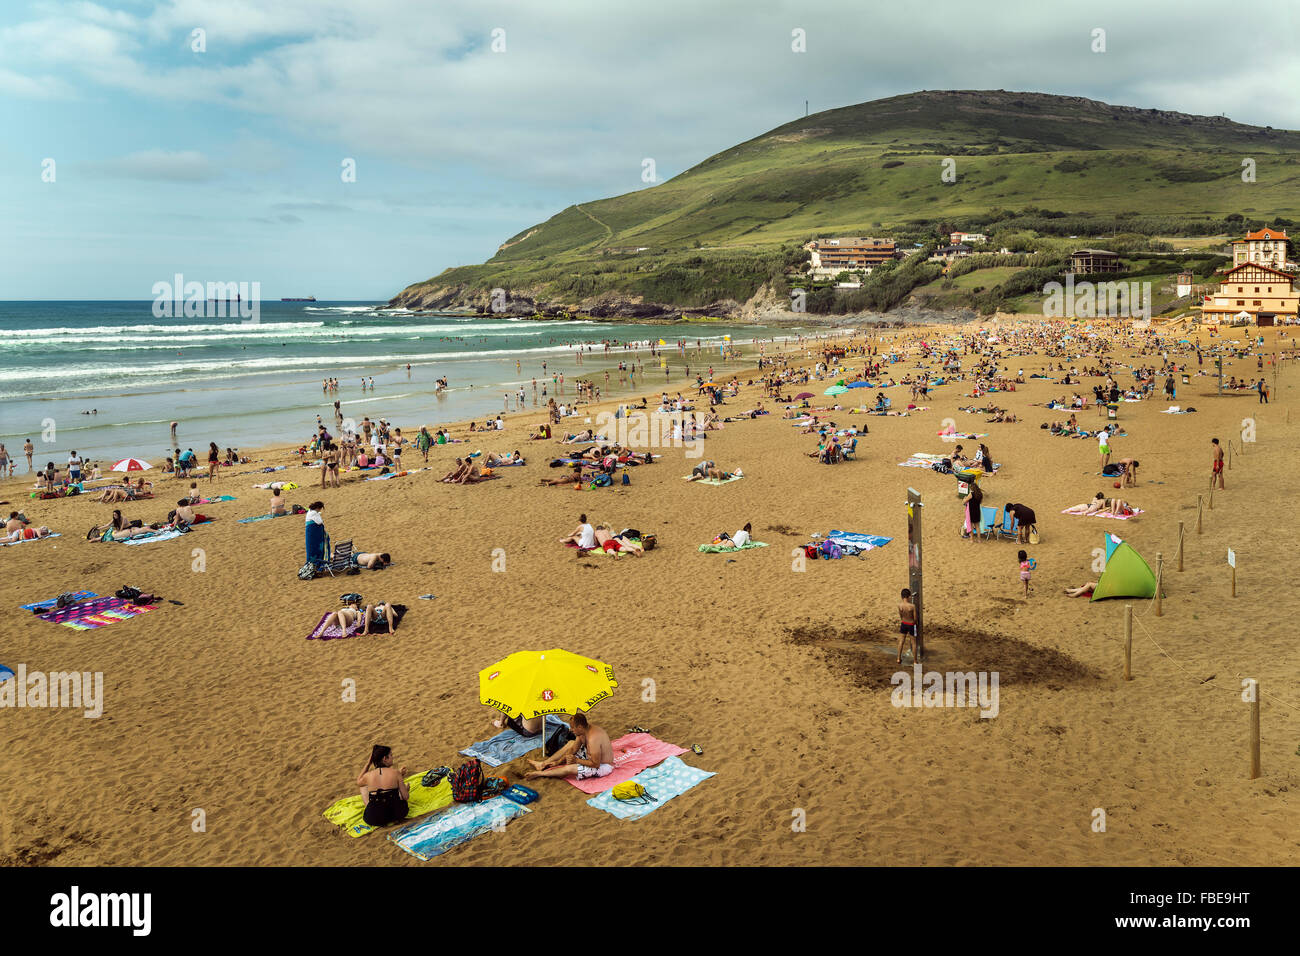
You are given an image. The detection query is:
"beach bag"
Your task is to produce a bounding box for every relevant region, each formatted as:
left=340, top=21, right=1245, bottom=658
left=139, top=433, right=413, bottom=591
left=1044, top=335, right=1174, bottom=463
left=1027, top=524, right=1040, bottom=545
left=450, top=758, right=484, bottom=802
left=503, top=784, right=539, bottom=805
left=640, top=533, right=656, bottom=551
left=543, top=724, right=575, bottom=757
left=621, top=471, right=630, bottom=486
left=804, top=544, right=819, bottom=560
left=297, top=562, right=318, bottom=581
left=1101, top=464, right=1122, bottom=477
left=612, top=781, right=656, bottom=805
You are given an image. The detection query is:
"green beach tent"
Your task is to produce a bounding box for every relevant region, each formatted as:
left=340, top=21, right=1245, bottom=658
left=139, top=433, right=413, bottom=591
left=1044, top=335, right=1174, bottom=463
left=1091, top=534, right=1157, bottom=601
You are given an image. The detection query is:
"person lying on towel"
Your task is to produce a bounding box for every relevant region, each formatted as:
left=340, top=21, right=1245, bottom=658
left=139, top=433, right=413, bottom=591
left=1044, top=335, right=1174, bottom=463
left=525, top=712, right=614, bottom=781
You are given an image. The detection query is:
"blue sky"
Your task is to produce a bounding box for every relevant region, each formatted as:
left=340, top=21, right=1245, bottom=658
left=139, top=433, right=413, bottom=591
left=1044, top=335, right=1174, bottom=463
left=1, top=0, right=1297, bottom=300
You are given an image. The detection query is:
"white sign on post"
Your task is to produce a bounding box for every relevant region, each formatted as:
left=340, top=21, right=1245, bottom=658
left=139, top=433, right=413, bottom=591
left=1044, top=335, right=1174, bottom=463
left=1227, top=548, right=1236, bottom=568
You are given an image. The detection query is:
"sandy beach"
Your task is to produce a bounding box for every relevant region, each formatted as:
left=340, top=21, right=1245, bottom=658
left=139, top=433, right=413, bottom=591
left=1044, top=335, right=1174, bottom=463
left=2, top=318, right=1297, bottom=867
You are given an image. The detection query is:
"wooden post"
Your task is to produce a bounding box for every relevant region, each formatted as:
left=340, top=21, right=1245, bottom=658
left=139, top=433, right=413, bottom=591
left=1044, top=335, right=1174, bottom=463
left=1123, top=605, right=1133, bottom=681
left=1228, top=440, right=1233, bottom=470
left=1196, top=495, right=1203, bottom=534
left=1177, top=522, right=1184, bottom=572
left=1154, top=553, right=1163, bottom=616
left=1250, top=680, right=1261, bottom=780
left=1208, top=481, right=1214, bottom=510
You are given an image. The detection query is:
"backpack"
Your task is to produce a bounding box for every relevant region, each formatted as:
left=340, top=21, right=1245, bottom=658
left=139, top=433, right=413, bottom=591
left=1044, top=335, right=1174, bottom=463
left=612, top=781, right=656, bottom=805
left=450, top=758, right=484, bottom=802
left=804, top=544, right=819, bottom=560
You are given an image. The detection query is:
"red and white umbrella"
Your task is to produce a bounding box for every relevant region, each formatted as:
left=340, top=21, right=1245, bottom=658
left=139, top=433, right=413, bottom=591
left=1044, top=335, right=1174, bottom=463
left=110, top=457, right=151, bottom=472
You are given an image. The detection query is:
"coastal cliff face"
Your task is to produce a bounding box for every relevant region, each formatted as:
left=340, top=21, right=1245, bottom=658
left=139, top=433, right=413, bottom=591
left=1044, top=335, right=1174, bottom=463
left=387, top=282, right=758, bottom=321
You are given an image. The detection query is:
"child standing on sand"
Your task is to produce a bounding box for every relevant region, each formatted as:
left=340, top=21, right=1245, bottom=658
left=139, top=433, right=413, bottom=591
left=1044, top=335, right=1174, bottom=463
left=1018, top=550, right=1032, bottom=598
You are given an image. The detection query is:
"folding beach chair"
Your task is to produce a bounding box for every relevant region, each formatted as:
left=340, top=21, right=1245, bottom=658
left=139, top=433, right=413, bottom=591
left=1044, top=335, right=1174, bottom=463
left=842, top=437, right=858, bottom=460
left=979, top=506, right=1000, bottom=540
left=322, top=539, right=354, bottom=577
left=998, top=506, right=1019, bottom=541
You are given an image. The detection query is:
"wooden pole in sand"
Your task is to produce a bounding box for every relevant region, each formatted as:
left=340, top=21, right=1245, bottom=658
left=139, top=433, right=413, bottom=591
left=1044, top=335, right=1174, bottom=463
left=1209, top=480, right=1215, bottom=510
left=1249, top=680, right=1261, bottom=780
left=1197, top=495, right=1203, bottom=534
left=1154, top=553, right=1163, bottom=617
left=1123, top=605, right=1133, bottom=681
left=1177, top=522, right=1184, bottom=571
left=1228, top=439, right=1233, bottom=470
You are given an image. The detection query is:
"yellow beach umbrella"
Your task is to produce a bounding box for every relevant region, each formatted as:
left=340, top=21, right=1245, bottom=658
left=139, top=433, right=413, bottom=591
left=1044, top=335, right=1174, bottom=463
left=479, top=649, right=617, bottom=722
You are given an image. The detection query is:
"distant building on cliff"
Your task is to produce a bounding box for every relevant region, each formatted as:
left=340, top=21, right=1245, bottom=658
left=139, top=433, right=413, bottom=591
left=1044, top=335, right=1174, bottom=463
left=1200, top=262, right=1298, bottom=324
left=949, top=231, right=987, bottom=244
left=1231, top=227, right=1291, bottom=271
left=807, top=237, right=897, bottom=276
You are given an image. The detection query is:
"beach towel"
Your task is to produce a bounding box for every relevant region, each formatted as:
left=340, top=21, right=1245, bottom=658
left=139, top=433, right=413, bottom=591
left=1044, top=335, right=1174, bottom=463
left=825, top=530, right=892, bottom=552
left=238, top=512, right=295, bottom=524
left=1061, top=508, right=1144, bottom=520
left=0, top=533, right=61, bottom=547
left=682, top=474, right=744, bottom=486
left=566, top=732, right=689, bottom=794
left=387, top=797, right=530, bottom=860
left=459, top=714, right=572, bottom=767
left=192, top=495, right=236, bottom=503
left=22, top=590, right=97, bottom=612
left=697, top=541, right=768, bottom=554
left=898, top=453, right=946, bottom=468
left=364, top=468, right=428, bottom=481
left=119, top=528, right=185, bottom=546
left=322, top=774, right=453, bottom=838
left=585, top=756, right=715, bottom=820
left=307, top=604, right=405, bottom=641
left=39, top=596, right=156, bottom=629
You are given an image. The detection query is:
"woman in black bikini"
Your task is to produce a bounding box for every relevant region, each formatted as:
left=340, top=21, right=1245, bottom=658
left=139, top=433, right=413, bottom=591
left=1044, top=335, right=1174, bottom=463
left=207, top=442, right=220, bottom=483
left=357, top=744, right=409, bottom=827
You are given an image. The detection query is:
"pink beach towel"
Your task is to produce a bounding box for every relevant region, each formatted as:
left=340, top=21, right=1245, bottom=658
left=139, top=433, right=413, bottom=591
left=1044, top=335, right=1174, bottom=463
left=1061, top=508, right=1144, bottom=520
left=565, top=732, right=688, bottom=794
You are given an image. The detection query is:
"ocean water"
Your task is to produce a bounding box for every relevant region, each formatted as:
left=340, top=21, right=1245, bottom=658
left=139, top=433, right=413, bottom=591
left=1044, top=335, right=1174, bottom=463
left=0, top=301, right=799, bottom=466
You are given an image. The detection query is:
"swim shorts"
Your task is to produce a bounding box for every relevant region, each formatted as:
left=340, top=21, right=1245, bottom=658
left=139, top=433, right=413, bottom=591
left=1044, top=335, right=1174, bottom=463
left=576, top=763, right=614, bottom=780
left=1099, top=445, right=1111, bottom=455
left=899, top=622, right=916, bottom=636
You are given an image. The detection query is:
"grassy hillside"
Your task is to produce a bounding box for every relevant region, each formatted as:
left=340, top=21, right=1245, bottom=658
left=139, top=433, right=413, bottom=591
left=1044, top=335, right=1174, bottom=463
left=393, top=90, right=1300, bottom=316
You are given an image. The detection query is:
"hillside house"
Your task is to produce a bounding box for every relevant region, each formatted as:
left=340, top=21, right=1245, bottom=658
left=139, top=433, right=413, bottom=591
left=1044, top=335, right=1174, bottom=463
left=1200, top=262, right=1298, bottom=324
left=1069, top=249, right=1122, bottom=274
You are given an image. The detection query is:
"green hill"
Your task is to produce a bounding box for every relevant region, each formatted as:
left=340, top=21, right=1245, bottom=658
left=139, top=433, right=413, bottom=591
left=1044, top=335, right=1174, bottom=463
left=391, top=90, right=1300, bottom=318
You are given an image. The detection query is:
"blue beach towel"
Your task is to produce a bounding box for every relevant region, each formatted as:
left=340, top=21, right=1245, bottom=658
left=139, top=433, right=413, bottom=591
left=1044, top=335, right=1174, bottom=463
left=238, top=512, right=293, bottom=524
left=387, top=799, right=530, bottom=861
left=305, top=520, right=327, bottom=563
left=21, top=591, right=97, bottom=611
left=585, top=756, right=715, bottom=820
left=120, top=528, right=184, bottom=546
left=0, top=533, right=62, bottom=547
left=825, top=530, right=893, bottom=552
left=459, top=714, right=570, bottom=767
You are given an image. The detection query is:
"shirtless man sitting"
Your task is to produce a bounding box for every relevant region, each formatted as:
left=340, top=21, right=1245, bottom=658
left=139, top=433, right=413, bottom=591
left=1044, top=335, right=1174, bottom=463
left=525, top=712, right=614, bottom=781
